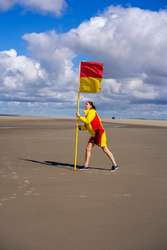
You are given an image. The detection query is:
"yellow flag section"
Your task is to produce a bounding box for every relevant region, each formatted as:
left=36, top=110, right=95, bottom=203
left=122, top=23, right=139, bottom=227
left=79, top=62, right=103, bottom=93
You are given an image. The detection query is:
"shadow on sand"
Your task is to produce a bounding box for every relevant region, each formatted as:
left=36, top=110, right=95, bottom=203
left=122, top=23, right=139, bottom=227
left=21, top=159, right=111, bottom=171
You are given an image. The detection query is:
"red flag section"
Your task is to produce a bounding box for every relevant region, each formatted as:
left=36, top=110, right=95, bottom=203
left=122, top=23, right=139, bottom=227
left=80, top=62, right=103, bottom=78
left=79, top=61, right=103, bottom=93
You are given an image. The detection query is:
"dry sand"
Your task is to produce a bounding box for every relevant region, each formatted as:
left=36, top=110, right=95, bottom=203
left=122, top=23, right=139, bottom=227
left=0, top=117, right=167, bottom=250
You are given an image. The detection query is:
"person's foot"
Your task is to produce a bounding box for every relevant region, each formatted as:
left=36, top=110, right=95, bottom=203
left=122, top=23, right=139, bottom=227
left=80, top=165, right=89, bottom=170
left=111, top=165, right=119, bottom=172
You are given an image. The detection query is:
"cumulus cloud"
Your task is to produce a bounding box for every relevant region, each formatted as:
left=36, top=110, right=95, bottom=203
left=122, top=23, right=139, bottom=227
left=0, top=0, right=14, bottom=11
left=0, top=48, right=76, bottom=106
left=23, top=31, right=77, bottom=91
left=65, top=6, right=167, bottom=80
left=0, top=49, right=46, bottom=101
left=0, top=0, right=67, bottom=15
left=1, top=6, right=167, bottom=118
left=23, top=7, right=167, bottom=106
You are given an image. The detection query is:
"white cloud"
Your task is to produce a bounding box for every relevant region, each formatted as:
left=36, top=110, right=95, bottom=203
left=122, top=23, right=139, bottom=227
left=0, top=49, right=46, bottom=90
left=0, top=49, right=47, bottom=102
left=125, top=78, right=158, bottom=100
left=0, top=0, right=67, bottom=15
left=66, top=6, right=167, bottom=79
left=103, top=79, right=122, bottom=94
left=23, top=31, right=77, bottom=91
left=0, top=48, right=76, bottom=106
left=1, top=6, right=167, bottom=118
left=0, top=0, right=14, bottom=11
left=23, top=7, right=167, bottom=105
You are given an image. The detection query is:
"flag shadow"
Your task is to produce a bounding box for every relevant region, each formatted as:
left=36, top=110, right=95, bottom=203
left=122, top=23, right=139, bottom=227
left=21, top=159, right=83, bottom=170
left=21, top=159, right=111, bottom=171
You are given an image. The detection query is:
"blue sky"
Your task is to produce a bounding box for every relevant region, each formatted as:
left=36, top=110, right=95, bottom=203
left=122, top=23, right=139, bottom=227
left=0, top=0, right=166, bottom=52
left=0, top=0, right=167, bottom=119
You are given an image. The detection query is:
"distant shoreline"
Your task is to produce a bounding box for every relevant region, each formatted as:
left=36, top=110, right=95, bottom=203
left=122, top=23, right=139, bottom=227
left=0, top=114, right=166, bottom=121
left=105, top=118, right=167, bottom=128
left=0, top=116, right=167, bottom=128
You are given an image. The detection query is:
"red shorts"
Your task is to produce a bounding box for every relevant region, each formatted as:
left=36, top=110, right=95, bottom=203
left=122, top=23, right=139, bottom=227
left=88, top=130, right=107, bottom=147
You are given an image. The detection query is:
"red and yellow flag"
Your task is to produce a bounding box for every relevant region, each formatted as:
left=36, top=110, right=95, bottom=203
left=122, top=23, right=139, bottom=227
left=79, top=61, right=103, bottom=93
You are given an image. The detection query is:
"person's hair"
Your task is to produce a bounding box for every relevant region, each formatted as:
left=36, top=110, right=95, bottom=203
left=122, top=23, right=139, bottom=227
left=87, top=101, right=96, bottom=110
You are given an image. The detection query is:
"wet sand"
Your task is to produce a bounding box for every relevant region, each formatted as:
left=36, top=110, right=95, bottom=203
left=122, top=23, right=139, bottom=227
left=0, top=118, right=167, bottom=250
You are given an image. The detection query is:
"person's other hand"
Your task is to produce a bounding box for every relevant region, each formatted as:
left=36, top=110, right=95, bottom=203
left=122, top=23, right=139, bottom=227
left=76, top=112, right=80, bottom=118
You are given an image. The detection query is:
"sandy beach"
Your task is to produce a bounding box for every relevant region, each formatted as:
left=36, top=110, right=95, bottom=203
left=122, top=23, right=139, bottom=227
left=0, top=117, right=167, bottom=250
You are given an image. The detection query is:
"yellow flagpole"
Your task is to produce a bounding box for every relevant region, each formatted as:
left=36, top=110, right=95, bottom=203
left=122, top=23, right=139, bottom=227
left=74, top=91, right=80, bottom=172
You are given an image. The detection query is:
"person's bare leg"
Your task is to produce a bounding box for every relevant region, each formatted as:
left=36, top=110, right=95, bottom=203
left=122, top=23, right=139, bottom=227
left=84, top=142, right=94, bottom=168
left=102, top=146, right=117, bottom=166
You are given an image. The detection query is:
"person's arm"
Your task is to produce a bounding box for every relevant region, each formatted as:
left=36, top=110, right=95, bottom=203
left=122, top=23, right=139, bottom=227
left=79, top=109, right=96, bottom=124
left=78, top=125, right=87, bottom=131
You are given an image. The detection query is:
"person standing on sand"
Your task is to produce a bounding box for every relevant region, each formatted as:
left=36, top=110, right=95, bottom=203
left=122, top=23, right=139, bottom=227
left=76, top=101, right=119, bottom=171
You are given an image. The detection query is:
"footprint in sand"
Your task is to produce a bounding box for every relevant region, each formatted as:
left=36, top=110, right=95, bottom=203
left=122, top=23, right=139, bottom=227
left=9, top=196, right=16, bottom=199
left=112, top=193, right=132, bottom=198
left=0, top=198, right=9, bottom=207
left=12, top=172, right=17, bottom=175
left=24, top=189, right=40, bottom=197
left=32, top=193, right=40, bottom=196
left=59, top=172, right=66, bottom=176
left=1, top=198, right=8, bottom=202
left=79, top=195, right=88, bottom=199
left=24, top=190, right=33, bottom=196
left=8, top=193, right=17, bottom=200
left=23, top=185, right=40, bottom=197
left=23, top=179, right=31, bottom=186
left=11, top=172, right=19, bottom=179
left=0, top=195, right=16, bottom=207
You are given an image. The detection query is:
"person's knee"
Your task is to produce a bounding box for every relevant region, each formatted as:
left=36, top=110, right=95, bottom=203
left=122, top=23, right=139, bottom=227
left=86, top=143, right=93, bottom=152
left=102, top=146, right=108, bottom=153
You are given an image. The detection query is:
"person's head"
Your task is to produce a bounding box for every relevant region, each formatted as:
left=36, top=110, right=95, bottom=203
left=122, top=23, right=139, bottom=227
left=85, top=101, right=96, bottom=110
